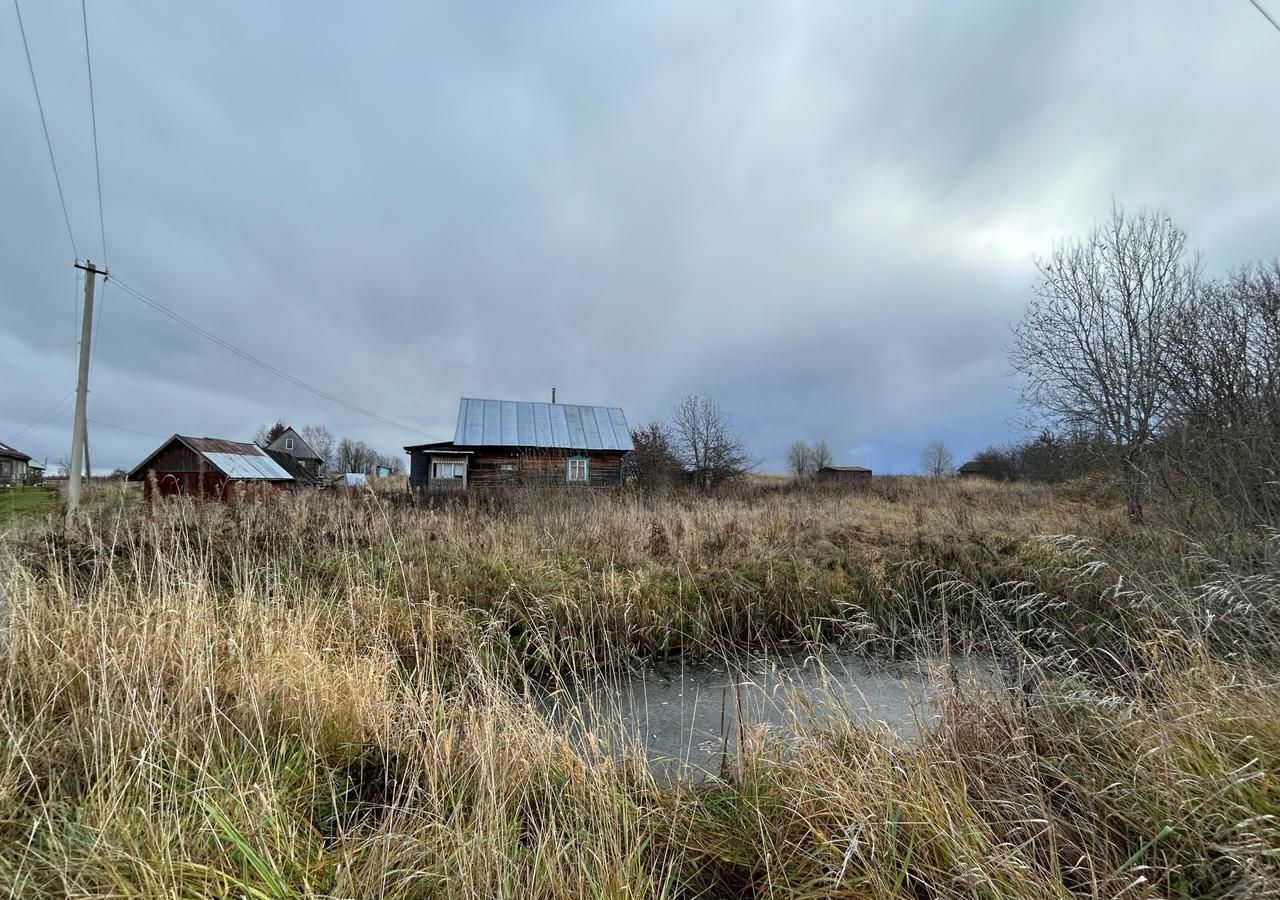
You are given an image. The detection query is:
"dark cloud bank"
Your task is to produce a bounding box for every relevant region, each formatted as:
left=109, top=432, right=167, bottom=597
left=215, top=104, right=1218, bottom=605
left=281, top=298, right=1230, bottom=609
left=3, top=2, right=1278, bottom=473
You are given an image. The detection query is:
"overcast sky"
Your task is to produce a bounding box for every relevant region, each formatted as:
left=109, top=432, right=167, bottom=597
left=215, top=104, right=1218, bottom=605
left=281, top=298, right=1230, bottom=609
left=4, top=3, right=1279, bottom=474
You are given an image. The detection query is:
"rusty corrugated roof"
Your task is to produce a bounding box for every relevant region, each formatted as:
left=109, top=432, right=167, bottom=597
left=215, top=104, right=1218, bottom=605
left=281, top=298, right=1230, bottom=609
left=184, top=437, right=262, bottom=455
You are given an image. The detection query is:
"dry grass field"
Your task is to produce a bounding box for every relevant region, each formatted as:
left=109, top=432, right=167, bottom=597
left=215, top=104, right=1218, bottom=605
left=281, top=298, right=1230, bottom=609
left=1, top=478, right=1277, bottom=897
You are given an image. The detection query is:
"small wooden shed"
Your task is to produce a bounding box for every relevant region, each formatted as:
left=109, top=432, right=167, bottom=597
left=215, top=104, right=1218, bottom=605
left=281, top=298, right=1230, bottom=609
left=127, top=435, right=294, bottom=500
left=816, top=465, right=872, bottom=483
left=958, top=460, right=994, bottom=479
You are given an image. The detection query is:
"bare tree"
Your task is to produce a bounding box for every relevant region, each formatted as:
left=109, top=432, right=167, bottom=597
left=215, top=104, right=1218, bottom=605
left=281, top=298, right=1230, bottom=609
left=1011, top=205, right=1198, bottom=522
left=335, top=438, right=380, bottom=475
left=298, top=424, right=335, bottom=474
left=1162, top=261, right=1280, bottom=526
left=787, top=440, right=833, bottom=477
left=786, top=441, right=814, bottom=477
left=811, top=440, right=833, bottom=471
left=920, top=440, right=954, bottom=477
left=669, top=395, right=752, bottom=488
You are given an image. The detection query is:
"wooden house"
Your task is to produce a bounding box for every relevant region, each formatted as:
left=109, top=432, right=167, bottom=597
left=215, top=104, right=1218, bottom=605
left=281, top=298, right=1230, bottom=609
left=816, top=465, right=872, bottom=483
left=264, top=426, right=324, bottom=478
left=127, top=435, right=294, bottom=499
left=406, top=398, right=633, bottom=491
left=0, top=441, right=33, bottom=486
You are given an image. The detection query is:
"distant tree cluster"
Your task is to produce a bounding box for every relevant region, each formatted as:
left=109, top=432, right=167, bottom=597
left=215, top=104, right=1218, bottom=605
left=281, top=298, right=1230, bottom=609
left=334, top=438, right=404, bottom=476
left=786, top=440, right=832, bottom=477
left=965, top=431, right=1101, bottom=483
left=627, top=395, right=753, bottom=489
left=1012, top=202, right=1280, bottom=527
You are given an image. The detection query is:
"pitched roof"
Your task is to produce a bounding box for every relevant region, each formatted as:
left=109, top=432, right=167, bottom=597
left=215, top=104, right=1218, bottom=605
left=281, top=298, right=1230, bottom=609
left=267, top=426, right=322, bottom=461
left=453, top=398, right=633, bottom=451
left=819, top=465, right=871, bottom=473
left=128, top=435, right=294, bottom=482
left=265, top=448, right=319, bottom=484
left=0, top=441, right=32, bottom=462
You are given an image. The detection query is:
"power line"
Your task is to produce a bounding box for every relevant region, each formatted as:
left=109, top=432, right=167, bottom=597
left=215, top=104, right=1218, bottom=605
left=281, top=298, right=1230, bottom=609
left=89, top=277, right=107, bottom=375
left=13, top=0, right=78, bottom=259
left=1252, top=0, right=1280, bottom=34
left=80, top=0, right=106, bottom=265
left=87, top=418, right=162, bottom=439
left=110, top=276, right=430, bottom=436
left=81, top=0, right=109, bottom=378
left=12, top=392, right=75, bottom=443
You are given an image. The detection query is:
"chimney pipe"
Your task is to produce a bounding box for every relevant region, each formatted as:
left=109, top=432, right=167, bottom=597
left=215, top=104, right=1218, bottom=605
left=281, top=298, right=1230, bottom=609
left=551, top=387, right=557, bottom=403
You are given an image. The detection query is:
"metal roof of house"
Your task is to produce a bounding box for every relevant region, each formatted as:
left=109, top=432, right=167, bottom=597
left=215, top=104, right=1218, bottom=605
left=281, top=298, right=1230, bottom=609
left=203, top=451, right=294, bottom=480
left=820, top=465, right=872, bottom=473
left=265, top=448, right=318, bottom=484
left=0, top=441, right=32, bottom=461
left=453, top=398, right=634, bottom=451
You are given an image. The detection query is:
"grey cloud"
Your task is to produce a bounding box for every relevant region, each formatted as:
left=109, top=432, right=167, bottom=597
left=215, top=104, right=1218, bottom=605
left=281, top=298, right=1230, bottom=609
left=3, top=2, right=1278, bottom=474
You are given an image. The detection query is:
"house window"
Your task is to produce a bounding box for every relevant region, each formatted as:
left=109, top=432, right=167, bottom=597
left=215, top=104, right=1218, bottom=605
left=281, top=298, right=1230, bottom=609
left=499, top=463, right=519, bottom=473
left=566, top=456, right=589, bottom=483
left=432, top=460, right=466, bottom=480
left=284, top=437, right=294, bottom=450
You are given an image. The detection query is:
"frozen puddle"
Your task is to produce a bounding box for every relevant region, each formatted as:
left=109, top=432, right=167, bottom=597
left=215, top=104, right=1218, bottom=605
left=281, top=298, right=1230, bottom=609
left=537, top=650, right=997, bottom=778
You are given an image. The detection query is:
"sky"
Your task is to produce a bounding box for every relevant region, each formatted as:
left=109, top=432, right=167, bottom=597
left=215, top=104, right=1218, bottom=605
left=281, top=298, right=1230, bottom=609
left=4, top=2, right=1280, bottom=475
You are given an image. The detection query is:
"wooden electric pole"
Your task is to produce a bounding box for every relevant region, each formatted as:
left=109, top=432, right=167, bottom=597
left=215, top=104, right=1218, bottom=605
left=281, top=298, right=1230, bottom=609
left=67, top=259, right=107, bottom=527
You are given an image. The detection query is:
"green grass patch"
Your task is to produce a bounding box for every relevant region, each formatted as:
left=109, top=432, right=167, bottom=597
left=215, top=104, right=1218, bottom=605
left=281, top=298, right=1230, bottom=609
left=0, top=485, right=57, bottom=525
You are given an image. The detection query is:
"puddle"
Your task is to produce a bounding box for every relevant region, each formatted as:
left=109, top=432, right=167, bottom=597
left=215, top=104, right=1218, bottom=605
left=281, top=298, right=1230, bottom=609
left=537, top=650, right=998, bottom=778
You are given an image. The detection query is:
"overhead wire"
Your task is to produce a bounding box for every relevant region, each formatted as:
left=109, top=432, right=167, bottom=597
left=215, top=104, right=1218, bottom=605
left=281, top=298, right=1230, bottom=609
left=80, top=0, right=109, bottom=377
left=80, top=0, right=106, bottom=266
left=1250, top=0, right=1280, bottom=34
left=12, top=392, right=75, bottom=443
left=110, top=276, right=430, bottom=436
left=13, top=0, right=78, bottom=259
left=87, top=419, right=162, bottom=439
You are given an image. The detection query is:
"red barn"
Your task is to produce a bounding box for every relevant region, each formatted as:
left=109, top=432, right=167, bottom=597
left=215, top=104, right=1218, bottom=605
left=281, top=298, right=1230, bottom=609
left=127, top=435, right=294, bottom=500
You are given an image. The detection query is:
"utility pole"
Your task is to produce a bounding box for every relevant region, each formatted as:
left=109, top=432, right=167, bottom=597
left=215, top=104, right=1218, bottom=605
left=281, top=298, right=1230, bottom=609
left=67, top=259, right=106, bottom=527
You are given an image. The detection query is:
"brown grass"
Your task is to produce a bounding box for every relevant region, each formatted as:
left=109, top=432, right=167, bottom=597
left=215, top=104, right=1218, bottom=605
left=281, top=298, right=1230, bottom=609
left=0, top=478, right=1276, bottom=897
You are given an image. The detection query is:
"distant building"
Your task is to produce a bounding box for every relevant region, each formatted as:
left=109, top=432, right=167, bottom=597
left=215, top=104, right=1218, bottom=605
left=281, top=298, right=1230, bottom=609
left=816, top=465, right=872, bottom=484
left=406, top=398, right=633, bottom=491
left=958, top=459, right=995, bottom=479
left=264, top=427, right=324, bottom=478
left=127, top=435, right=294, bottom=499
left=0, top=440, right=33, bottom=486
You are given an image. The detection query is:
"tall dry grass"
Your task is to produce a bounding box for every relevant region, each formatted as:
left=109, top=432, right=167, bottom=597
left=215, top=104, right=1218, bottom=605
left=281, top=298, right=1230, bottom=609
left=0, top=479, right=1277, bottom=897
